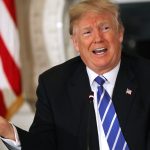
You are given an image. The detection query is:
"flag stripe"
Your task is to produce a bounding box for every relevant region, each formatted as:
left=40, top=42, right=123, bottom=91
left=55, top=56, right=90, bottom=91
left=0, top=0, right=20, bottom=66
left=0, top=0, right=23, bottom=119
left=0, top=36, right=22, bottom=95
left=2, top=0, right=17, bottom=25
left=0, top=89, right=7, bottom=116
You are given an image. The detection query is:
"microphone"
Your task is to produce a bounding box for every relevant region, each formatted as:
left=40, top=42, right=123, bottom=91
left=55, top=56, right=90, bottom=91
left=87, top=91, right=94, bottom=150
left=89, top=91, right=94, bottom=102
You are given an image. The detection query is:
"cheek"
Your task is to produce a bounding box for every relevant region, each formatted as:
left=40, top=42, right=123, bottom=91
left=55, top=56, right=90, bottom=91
left=73, top=35, right=94, bottom=53
left=78, top=40, right=90, bottom=51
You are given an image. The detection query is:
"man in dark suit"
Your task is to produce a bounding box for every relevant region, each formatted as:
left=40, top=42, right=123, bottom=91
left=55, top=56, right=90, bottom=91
left=0, top=0, right=150, bottom=150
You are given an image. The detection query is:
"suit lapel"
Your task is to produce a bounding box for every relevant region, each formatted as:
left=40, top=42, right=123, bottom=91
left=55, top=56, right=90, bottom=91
left=112, top=53, right=138, bottom=131
left=67, top=61, right=91, bottom=132
left=67, top=61, right=99, bottom=149
left=67, top=61, right=91, bottom=116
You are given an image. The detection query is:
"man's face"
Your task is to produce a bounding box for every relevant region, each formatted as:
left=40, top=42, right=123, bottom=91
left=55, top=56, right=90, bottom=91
left=71, top=12, right=124, bottom=74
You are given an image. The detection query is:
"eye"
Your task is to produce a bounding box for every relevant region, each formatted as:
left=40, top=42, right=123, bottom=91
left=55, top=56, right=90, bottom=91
left=83, top=31, right=91, bottom=36
left=101, top=24, right=110, bottom=32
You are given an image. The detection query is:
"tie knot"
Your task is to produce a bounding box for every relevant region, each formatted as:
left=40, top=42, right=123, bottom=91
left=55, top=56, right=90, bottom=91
left=95, top=76, right=105, bottom=86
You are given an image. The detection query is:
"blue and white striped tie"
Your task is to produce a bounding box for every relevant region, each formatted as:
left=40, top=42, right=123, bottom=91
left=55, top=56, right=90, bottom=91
left=95, top=76, right=129, bottom=150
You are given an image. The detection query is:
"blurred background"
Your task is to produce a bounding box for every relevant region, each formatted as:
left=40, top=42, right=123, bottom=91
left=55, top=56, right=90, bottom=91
left=0, top=0, right=150, bottom=149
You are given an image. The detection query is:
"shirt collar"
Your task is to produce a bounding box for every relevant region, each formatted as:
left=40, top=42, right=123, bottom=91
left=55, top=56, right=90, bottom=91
left=86, top=61, right=121, bottom=86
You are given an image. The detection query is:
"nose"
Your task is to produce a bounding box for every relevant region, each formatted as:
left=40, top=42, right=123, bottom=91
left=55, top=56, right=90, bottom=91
left=94, top=29, right=103, bottom=43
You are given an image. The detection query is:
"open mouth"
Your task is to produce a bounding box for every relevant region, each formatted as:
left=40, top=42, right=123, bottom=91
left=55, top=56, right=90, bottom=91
left=92, top=48, right=107, bottom=55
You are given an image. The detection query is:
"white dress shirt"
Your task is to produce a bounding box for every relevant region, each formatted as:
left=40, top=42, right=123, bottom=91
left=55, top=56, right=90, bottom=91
left=86, top=62, right=120, bottom=150
left=1, top=62, right=120, bottom=150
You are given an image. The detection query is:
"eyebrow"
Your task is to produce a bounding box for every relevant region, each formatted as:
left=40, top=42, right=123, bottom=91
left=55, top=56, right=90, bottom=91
left=81, top=25, right=91, bottom=29
left=81, top=21, right=110, bottom=28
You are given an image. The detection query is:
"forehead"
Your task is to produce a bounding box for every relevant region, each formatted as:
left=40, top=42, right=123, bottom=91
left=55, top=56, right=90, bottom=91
left=75, top=12, right=115, bottom=28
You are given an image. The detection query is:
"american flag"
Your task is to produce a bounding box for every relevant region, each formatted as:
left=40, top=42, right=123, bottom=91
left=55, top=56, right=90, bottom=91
left=0, top=0, right=23, bottom=119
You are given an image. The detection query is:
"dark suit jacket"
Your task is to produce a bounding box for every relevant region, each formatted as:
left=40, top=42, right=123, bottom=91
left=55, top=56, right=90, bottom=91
left=17, top=52, right=150, bottom=150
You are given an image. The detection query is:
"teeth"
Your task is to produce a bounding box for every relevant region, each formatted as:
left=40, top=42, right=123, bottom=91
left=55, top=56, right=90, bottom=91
left=95, top=48, right=105, bottom=51
left=93, top=47, right=107, bottom=54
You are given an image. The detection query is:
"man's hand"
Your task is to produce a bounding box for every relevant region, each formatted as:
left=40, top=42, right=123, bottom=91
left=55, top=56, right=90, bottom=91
left=0, top=116, right=15, bottom=140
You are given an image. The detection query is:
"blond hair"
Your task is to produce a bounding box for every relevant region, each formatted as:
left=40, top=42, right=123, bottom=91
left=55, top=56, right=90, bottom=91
left=69, top=0, right=123, bottom=35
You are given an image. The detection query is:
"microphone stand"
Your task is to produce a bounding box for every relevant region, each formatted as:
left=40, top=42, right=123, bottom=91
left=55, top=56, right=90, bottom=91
left=87, top=92, right=94, bottom=150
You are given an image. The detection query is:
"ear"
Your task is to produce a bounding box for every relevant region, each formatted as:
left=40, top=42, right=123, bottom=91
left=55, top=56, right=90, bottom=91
left=119, top=26, right=124, bottom=43
left=71, top=35, right=79, bottom=52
